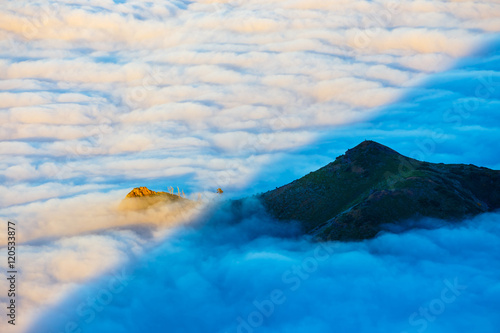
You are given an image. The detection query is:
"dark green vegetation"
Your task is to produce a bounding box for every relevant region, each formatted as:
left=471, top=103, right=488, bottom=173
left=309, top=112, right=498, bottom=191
left=258, top=141, right=500, bottom=241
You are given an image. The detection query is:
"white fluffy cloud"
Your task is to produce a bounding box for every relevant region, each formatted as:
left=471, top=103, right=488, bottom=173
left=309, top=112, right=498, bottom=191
left=0, top=190, right=206, bottom=332
left=1, top=0, right=498, bottom=203
left=19, top=205, right=500, bottom=333
left=0, top=228, right=152, bottom=333
left=1, top=2, right=500, bottom=331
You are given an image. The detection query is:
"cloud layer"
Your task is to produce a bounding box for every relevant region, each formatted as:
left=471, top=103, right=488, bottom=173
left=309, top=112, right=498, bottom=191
left=26, top=203, right=500, bottom=333
left=1, top=1, right=500, bottom=332
left=0, top=190, right=206, bottom=332
left=1, top=0, right=499, bottom=206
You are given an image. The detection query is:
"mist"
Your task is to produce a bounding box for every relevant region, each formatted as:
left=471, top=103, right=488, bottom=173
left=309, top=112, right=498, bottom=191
left=0, top=189, right=208, bottom=333
left=28, top=200, right=500, bottom=333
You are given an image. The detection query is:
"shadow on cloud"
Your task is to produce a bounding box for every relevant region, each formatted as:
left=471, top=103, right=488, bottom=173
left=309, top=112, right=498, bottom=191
left=29, top=198, right=500, bottom=333
left=2, top=3, right=500, bottom=333
left=2, top=0, right=499, bottom=203
left=247, top=34, right=500, bottom=196
left=27, top=37, right=500, bottom=333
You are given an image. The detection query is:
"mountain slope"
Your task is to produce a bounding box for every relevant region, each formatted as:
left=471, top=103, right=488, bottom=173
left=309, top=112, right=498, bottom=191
left=258, top=141, right=500, bottom=241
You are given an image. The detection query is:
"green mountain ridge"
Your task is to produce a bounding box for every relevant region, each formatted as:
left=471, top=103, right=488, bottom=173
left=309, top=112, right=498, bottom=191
left=121, top=141, right=500, bottom=241
left=258, top=140, right=500, bottom=241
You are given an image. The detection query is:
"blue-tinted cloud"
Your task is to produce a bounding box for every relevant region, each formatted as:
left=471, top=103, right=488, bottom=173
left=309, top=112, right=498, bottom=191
left=1, top=1, right=500, bottom=332
left=1, top=0, right=499, bottom=205
left=30, top=202, right=500, bottom=333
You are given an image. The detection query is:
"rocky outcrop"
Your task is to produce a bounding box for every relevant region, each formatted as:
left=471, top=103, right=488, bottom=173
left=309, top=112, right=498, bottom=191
left=120, top=186, right=190, bottom=210
left=126, top=187, right=167, bottom=198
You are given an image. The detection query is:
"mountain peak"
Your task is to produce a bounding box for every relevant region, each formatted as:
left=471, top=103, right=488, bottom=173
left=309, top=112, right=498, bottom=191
left=121, top=186, right=192, bottom=210
left=259, top=141, right=500, bottom=241
left=345, top=140, right=401, bottom=158
left=126, top=186, right=165, bottom=198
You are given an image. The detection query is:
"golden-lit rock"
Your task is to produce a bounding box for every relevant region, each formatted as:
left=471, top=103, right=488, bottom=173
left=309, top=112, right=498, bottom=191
left=120, top=186, right=191, bottom=211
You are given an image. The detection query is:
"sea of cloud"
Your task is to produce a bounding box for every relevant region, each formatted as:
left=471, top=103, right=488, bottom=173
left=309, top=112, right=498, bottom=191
left=1, top=0, right=500, bottom=332
left=26, top=201, right=500, bottom=333
left=1, top=0, right=499, bottom=203
left=0, top=188, right=214, bottom=332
